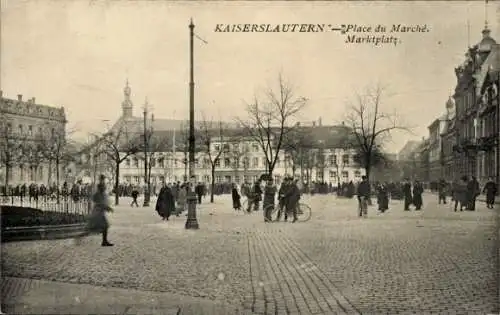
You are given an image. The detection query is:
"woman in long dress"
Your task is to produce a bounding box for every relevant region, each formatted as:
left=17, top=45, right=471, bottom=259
left=156, top=183, right=175, bottom=220
left=75, top=175, right=114, bottom=246
left=177, top=184, right=187, bottom=216
left=231, top=183, right=241, bottom=210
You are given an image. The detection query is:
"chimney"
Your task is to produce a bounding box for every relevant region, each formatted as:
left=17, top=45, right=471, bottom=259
left=17, top=94, right=22, bottom=101
left=318, top=117, right=322, bottom=126
left=32, top=97, right=35, bottom=104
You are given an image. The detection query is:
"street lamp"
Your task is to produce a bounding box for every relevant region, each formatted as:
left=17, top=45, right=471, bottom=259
left=142, top=98, right=153, bottom=207
left=185, top=18, right=199, bottom=229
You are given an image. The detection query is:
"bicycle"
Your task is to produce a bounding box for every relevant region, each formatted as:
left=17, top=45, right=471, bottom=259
left=267, top=202, right=312, bottom=222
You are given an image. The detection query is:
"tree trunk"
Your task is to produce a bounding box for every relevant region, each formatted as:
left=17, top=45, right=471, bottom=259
left=210, top=166, right=215, bottom=203
left=56, top=157, right=60, bottom=204
left=48, top=159, right=52, bottom=186
left=114, top=162, right=120, bottom=206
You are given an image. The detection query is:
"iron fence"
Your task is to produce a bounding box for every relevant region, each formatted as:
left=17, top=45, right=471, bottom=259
left=0, top=194, right=92, bottom=215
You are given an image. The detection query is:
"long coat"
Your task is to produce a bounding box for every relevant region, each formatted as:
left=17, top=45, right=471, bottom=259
left=87, top=189, right=111, bottom=233
left=232, top=187, right=241, bottom=209
left=156, top=186, right=175, bottom=219
left=483, top=181, right=497, bottom=204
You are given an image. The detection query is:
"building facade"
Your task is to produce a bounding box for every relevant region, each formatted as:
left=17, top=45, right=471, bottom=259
left=84, top=81, right=366, bottom=187
left=427, top=115, right=447, bottom=181
left=440, top=97, right=457, bottom=181
left=0, top=92, right=67, bottom=187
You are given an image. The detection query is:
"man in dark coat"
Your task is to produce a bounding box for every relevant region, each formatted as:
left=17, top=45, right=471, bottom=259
left=130, top=187, right=139, bottom=207
left=155, top=183, right=175, bottom=221
left=263, top=180, right=277, bottom=222
left=275, top=178, right=289, bottom=222
left=195, top=182, right=204, bottom=204
left=377, top=183, right=389, bottom=212
left=412, top=180, right=424, bottom=210
left=285, top=179, right=301, bottom=223
left=483, top=177, right=497, bottom=209
left=438, top=178, right=448, bottom=204
left=467, top=176, right=480, bottom=210
left=231, top=183, right=241, bottom=210
left=402, top=178, right=412, bottom=211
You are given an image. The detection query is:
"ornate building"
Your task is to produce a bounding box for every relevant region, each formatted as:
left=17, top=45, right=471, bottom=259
left=427, top=113, right=447, bottom=181
left=0, top=92, right=67, bottom=187
left=440, top=97, right=457, bottom=180
left=452, top=26, right=497, bottom=180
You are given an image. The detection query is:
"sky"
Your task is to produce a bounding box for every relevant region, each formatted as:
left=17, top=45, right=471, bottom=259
left=1, top=0, right=499, bottom=153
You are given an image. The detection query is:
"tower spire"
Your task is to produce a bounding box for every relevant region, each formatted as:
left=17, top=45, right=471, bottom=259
left=122, top=78, right=133, bottom=117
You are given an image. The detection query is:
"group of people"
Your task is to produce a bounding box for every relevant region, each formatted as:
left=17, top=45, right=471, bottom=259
left=356, top=175, right=498, bottom=216
left=231, top=177, right=302, bottom=223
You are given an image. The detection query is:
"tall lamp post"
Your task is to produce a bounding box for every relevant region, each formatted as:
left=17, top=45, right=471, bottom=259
left=143, top=98, right=152, bottom=207
left=185, top=18, right=199, bottom=229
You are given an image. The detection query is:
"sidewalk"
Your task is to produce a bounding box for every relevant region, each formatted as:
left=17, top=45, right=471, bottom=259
left=2, top=277, right=248, bottom=315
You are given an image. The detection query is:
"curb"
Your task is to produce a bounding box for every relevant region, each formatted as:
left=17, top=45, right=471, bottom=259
left=1, top=223, right=87, bottom=243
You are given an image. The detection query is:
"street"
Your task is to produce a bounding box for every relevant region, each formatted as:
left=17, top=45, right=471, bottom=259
left=2, top=193, right=498, bottom=314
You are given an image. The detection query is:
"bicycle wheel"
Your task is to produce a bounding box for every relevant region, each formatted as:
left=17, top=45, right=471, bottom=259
left=297, top=203, right=312, bottom=222
left=240, top=198, right=249, bottom=213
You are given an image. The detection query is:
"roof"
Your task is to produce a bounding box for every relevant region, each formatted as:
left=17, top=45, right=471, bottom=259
left=475, top=44, right=499, bottom=95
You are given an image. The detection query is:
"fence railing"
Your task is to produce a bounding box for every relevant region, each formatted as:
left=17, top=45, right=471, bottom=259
left=0, top=194, right=92, bottom=215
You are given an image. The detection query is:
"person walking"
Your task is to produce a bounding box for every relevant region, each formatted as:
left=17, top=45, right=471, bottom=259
left=130, top=187, right=139, bottom=207
left=412, top=180, right=424, bottom=210
left=483, top=177, right=497, bottom=209
left=263, top=180, right=277, bottom=222
left=467, top=176, right=480, bottom=211
left=75, top=175, right=114, bottom=247
left=402, top=178, right=412, bottom=211
left=231, top=183, right=241, bottom=211
left=357, top=175, right=370, bottom=217
left=285, top=179, right=301, bottom=223
left=155, top=182, right=175, bottom=220
left=275, top=178, right=289, bottom=222
left=438, top=178, right=448, bottom=204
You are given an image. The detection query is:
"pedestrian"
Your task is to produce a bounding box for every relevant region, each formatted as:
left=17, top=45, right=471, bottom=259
left=453, top=176, right=468, bottom=212
left=155, top=182, right=175, bottom=221
left=438, top=178, right=447, bottom=204
left=285, top=179, right=301, bottom=223
left=130, top=187, right=139, bottom=207
left=377, top=182, right=389, bottom=212
left=466, top=176, right=480, bottom=211
left=246, top=180, right=262, bottom=213
left=177, top=184, right=187, bottom=216
left=412, top=180, right=424, bottom=210
left=231, top=183, right=241, bottom=210
left=275, top=178, right=289, bottom=222
left=195, top=182, right=203, bottom=204
left=75, top=175, right=114, bottom=247
left=357, top=175, right=370, bottom=217
left=263, top=179, right=276, bottom=222
left=402, top=178, right=413, bottom=211
left=483, top=177, right=497, bottom=209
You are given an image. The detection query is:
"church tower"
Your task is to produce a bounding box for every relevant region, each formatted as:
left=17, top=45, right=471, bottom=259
left=122, top=79, right=133, bottom=118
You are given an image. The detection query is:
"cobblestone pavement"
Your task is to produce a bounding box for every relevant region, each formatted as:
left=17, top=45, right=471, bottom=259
left=2, top=194, right=498, bottom=314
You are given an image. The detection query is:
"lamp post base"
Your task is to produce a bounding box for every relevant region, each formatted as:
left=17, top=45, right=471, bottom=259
left=185, top=192, right=199, bottom=229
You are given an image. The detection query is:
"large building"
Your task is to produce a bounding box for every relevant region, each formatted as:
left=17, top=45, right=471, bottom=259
left=0, top=92, right=67, bottom=187
left=84, top=81, right=367, bottom=186
left=427, top=114, right=448, bottom=180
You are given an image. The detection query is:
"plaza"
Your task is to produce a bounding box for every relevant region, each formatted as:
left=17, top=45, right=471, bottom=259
left=2, top=194, right=498, bottom=314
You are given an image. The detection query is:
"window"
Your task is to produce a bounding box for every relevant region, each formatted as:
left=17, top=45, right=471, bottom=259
left=203, top=175, right=210, bottom=182
left=243, top=157, right=249, bottom=168
left=342, top=171, right=349, bottom=180
left=354, top=170, right=361, bottom=178
left=252, top=157, right=259, bottom=167
left=126, top=159, right=131, bottom=166
left=28, top=125, right=33, bottom=136
left=133, top=158, right=139, bottom=167
left=224, top=158, right=231, bottom=168
left=235, top=175, right=240, bottom=183
left=134, top=176, right=140, bottom=183
left=233, top=143, right=239, bottom=151
left=214, top=144, right=220, bottom=151
left=329, top=170, right=337, bottom=178
left=18, top=124, right=23, bottom=134
left=329, top=155, right=337, bottom=166
left=252, top=143, right=259, bottom=152
left=215, top=158, right=220, bottom=167
left=342, top=154, right=349, bottom=166
left=158, top=157, right=165, bottom=168
left=244, top=175, right=250, bottom=182
left=216, top=176, right=222, bottom=183
left=124, top=176, right=131, bottom=182
left=150, top=158, right=156, bottom=167
left=233, top=157, right=239, bottom=169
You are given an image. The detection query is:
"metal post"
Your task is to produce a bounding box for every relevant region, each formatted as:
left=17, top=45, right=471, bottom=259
left=185, top=18, right=199, bottom=229
left=143, top=104, right=150, bottom=207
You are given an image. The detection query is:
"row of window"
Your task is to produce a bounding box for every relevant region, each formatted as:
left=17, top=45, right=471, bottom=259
left=123, top=154, right=354, bottom=169
left=3, top=122, right=56, bottom=137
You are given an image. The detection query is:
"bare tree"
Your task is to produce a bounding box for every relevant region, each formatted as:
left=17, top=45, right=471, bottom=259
left=237, top=73, right=307, bottom=176
left=38, top=123, right=77, bottom=203
left=344, top=84, right=410, bottom=181
left=0, top=115, right=28, bottom=189
left=143, top=130, right=170, bottom=195
left=227, top=137, right=250, bottom=180
left=200, top=115, right=227, bottom=203
left=282, top=126, right=314, bottom=178
left=99, top=125, right=140, bottom=205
